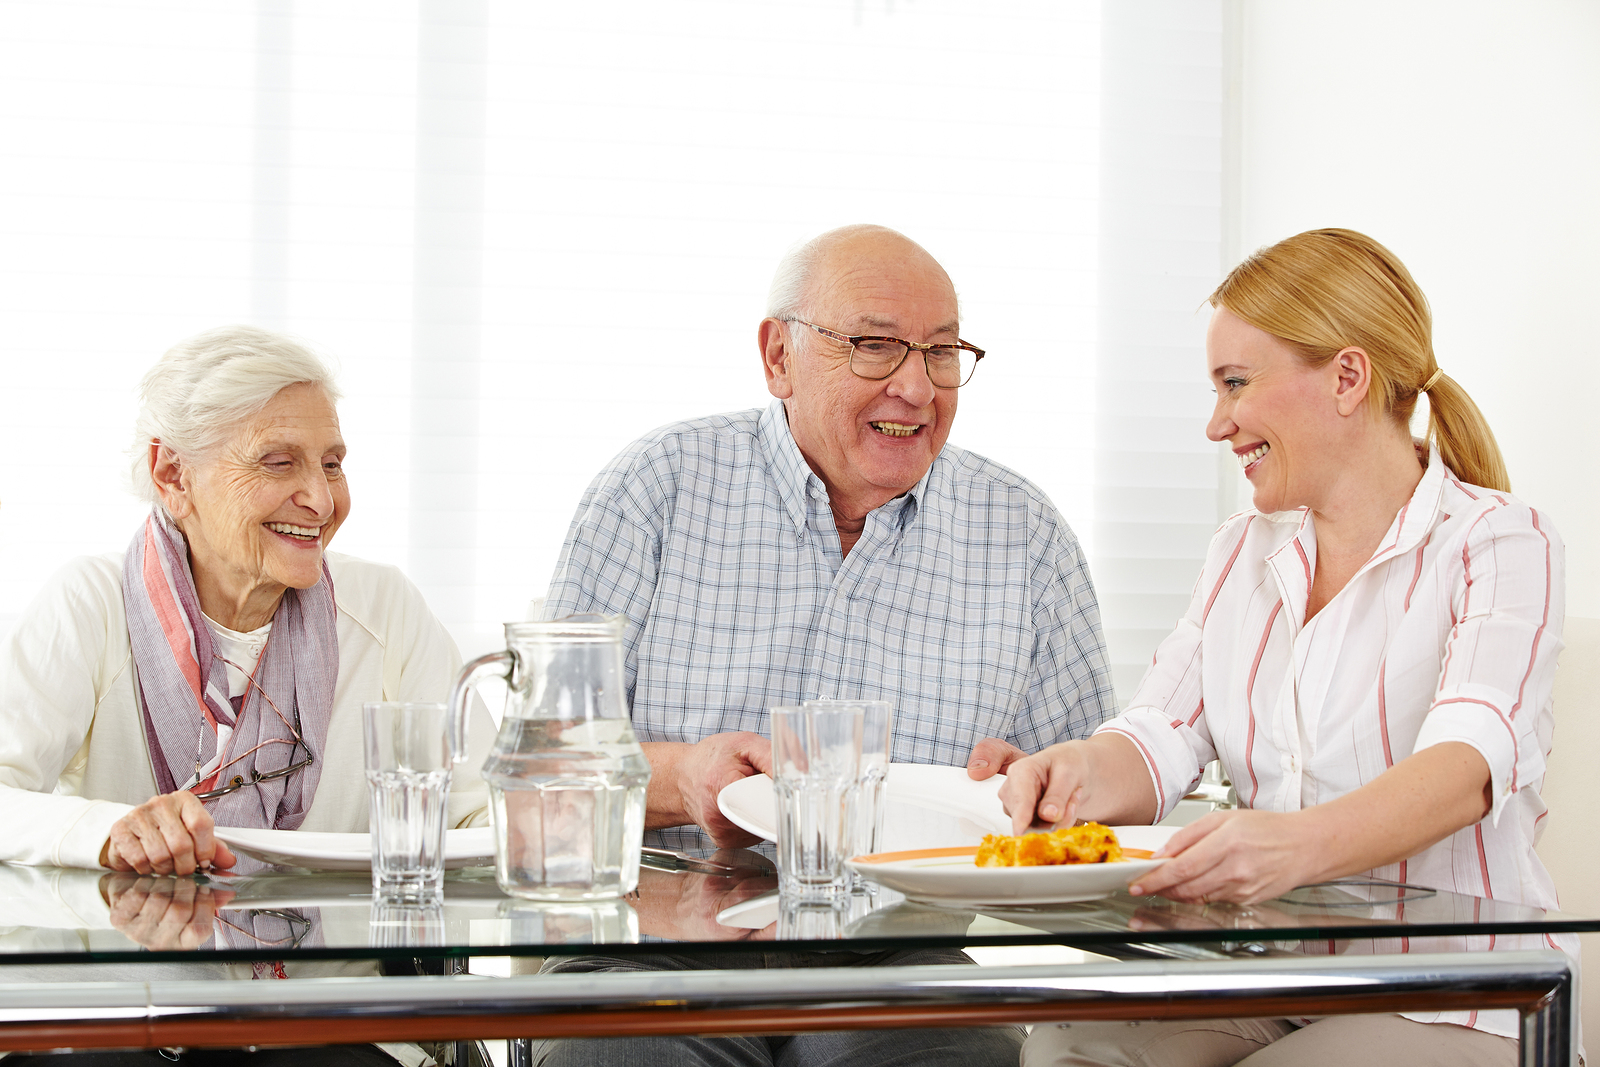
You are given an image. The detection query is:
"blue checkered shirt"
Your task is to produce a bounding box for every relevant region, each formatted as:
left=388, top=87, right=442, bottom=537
left=544, top=400, right=1117, bottom=850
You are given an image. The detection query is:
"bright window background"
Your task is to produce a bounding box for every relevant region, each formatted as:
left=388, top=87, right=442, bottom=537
left=0, top=0, right=1225, bottom=701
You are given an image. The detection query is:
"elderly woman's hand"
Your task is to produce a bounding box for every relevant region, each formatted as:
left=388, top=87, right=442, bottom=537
left=101, top=791, right=237, bottom=875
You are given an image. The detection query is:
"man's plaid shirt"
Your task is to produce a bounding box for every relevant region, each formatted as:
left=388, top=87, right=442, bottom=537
left=544, top=400, right=1117, bottom=850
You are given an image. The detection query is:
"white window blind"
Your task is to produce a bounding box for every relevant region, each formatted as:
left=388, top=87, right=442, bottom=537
left=1095, top=3, right=1228, bottom=700
left=1, top=0, right=1226, bottom=705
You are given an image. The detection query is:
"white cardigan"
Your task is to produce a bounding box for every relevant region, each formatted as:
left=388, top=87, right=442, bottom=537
left=0, top=550, right=496, bottom=870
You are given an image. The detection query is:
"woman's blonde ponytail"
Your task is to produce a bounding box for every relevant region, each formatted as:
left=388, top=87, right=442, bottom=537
left=1424, top=372, right=1510, bottom=493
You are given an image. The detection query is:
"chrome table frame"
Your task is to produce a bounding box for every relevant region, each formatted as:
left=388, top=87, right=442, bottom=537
left=0, top=952, right=1576, bottom=1067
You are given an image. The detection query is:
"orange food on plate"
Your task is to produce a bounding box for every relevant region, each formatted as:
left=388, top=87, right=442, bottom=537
left=974, top=822, right=1124, bottom=867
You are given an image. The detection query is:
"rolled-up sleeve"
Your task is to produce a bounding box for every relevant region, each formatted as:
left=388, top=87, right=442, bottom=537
left=1096, top=612, right=1214, bottom=822
left=1091, top=520, right=1243, bottom=821
left=1416, top=507, right=1564, bottom=824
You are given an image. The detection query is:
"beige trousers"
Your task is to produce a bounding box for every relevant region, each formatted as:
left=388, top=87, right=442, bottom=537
left=1021, top=1014, right=1519, bottom=1067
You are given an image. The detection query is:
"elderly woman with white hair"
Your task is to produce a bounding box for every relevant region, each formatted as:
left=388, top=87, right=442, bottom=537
left=0, top=325, right=491, bottom=879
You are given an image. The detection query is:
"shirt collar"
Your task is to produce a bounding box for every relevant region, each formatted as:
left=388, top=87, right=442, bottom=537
left=759, top=399, right=822, bottom=534
left=902, top=458, right=933, bottom=520
left=1369, top=443, right=1451, bottom=565
left=1265, top=443, right=1452, bottom=594
left=758, top=398, right=933, bottom=533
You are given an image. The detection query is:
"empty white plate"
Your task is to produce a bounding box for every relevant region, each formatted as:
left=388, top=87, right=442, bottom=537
left=214, top=826, right=496, bottom=872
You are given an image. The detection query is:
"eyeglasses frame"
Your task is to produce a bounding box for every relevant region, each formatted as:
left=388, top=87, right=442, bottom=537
left=214, top=908, right=314, bottom=950
left=786, top=319, right=985, bottom=388
left=189, top=654, right=315, bottom=802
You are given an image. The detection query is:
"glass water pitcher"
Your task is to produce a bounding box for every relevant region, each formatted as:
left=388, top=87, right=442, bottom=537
left=450, top=616, right=651, bottom=900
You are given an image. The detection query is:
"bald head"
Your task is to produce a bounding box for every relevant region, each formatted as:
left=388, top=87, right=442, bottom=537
left=766, top=225, right=956, bottom=325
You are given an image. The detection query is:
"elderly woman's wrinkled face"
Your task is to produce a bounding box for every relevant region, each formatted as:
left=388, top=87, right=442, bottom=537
left=168, top=382, right=348, bottom=621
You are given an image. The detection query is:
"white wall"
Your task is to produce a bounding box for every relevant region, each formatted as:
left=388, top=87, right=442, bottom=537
left=1236, top=0, right=1600, bottom=616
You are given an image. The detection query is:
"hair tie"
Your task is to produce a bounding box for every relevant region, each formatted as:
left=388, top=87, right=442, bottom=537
left=1421, top=367, right=1444, bottom=393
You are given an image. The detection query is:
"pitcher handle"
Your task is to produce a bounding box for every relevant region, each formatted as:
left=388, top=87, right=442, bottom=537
left=449, top=649, right=515, bottom=764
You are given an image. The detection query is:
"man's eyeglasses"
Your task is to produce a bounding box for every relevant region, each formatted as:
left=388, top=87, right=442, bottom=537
left=787, top=319, right=985, bottom=389
left=190, top=658, right=314, bottom=802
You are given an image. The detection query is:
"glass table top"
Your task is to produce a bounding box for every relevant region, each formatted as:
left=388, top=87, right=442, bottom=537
left=3, top=848, right=1596, bottom=968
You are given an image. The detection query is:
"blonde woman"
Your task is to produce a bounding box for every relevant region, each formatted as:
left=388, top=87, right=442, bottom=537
left=1004, top=229, right=1564, bottom=1067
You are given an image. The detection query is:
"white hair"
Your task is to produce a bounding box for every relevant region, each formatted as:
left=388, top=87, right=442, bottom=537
left=129, top=325, right=342, bottom=504
left=765, top=223, right=961, bottom=326
left=765, top=224, right=907, bottom=320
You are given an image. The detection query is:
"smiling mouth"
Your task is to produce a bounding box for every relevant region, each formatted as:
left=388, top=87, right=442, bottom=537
left=1236, top=442, right=1269, bottom=470
left=265, top=522, right=321, bottom=542
left=871, top=421, right=921, bottom=438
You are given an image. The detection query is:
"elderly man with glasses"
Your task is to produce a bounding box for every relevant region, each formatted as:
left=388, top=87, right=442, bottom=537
left=533, top=225, right=1115, bottom=1067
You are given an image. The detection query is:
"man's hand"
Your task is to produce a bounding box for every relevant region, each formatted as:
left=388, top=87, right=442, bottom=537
left=643, top=733, right=774, bottom=847
left=965, top=737, right=1028, bottom=781
left=101, top=872, right=235, bottom=950
left=101, top=791, right=237, bottom=875
left=633, top=850, right=778, bottom=942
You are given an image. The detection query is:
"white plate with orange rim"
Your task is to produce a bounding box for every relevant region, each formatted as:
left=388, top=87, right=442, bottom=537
left=214, top=827, right=496, bottom=872
left=717, top=764, right=1012, bottom=851
left=845, top=825, right=1178, bottom=907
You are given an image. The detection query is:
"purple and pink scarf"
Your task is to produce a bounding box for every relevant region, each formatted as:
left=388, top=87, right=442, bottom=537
left=121, top=509, right=338, bottom=830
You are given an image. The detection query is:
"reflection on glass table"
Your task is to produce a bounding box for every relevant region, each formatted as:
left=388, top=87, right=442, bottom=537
left=0, top=850, right=1594, bottom=967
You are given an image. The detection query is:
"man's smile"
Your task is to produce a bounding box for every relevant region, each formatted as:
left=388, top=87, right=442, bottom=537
left=870, top=420, right=921, bottom=437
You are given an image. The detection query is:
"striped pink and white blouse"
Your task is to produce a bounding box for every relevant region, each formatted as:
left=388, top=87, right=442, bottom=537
left=1102, top=450, right=1565, bottom=911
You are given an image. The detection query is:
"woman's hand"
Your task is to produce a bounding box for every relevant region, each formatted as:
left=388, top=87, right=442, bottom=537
left=101, top=791, right=237, bottom=875
left=1129, top=743, right=1495, bottom=905
left=101, top=872, right=235, bottom=950
left=995, top=733, right=1159, bottom=835
left=1129, top=809, right=1318, bottom=905
left=997, top=742, right=1093, bottom=834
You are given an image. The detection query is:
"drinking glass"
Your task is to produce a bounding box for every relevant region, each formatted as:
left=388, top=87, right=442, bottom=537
left=496, top=898, right=639, bottom=946
left=363, top=702, right=453, bottom=902
left=368, top=900, right=445, bottom=948
left=803, top=699, right=893, bottom=862
left=777, top=896, right=848, bottom=940
left=770, top=704, right=863, bottom=899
